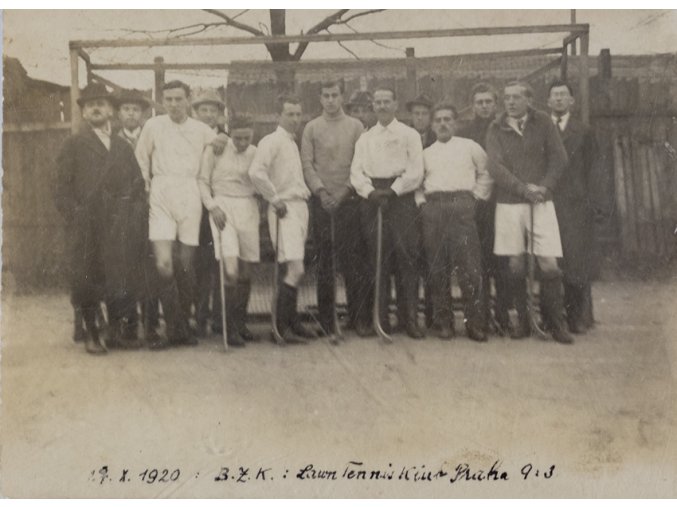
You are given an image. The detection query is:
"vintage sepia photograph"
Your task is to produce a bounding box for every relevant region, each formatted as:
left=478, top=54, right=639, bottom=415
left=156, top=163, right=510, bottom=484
left=1, top=7, right=676, bottom=498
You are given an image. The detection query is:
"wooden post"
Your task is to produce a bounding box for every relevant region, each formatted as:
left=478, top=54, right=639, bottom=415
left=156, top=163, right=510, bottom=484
left=599, top=49, right=612, bottom=80
left=560, top=44, right=568, bottom=80
left=405, top=47, right=417, bottom=99
left=570, top=10, right=577, bottom=55
left=154, top=56, right=165, bottom=116
left=69, top=47, right=81, bottom=133
left=578, top=32, right=590, bottom=124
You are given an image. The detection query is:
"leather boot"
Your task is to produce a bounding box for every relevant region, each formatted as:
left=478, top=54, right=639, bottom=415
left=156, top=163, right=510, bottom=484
left=82, top=306, right=107, bottom=355
left=541, top=273, right=574, bottom=344
left=564, top=282, right=586, bottom=334
left=289, top=285, right=316, bottom=340
left=278, top=284, right=307, bottom=345
left=511, top=277, right=531, bottom=339
left=224, top=285, right=245, bottom=347
left=154, top=278, right=180, bottom=349
left=236, top=279, right=257, bottom=341
left=405, top=303, right=425, bottom=339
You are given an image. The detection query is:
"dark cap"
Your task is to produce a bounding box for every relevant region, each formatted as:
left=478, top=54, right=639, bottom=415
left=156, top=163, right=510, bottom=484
left=116, top=88, right=151, bottom=110
left=405, top=93, right=434, bottom=112
left=76, top=82, right=117, bottom=108
left=346, top=90, right=374, bottom=110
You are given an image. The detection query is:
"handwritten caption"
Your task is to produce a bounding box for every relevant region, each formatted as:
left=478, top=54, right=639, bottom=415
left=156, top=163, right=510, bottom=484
left=89, top=461, right=555, bottom=486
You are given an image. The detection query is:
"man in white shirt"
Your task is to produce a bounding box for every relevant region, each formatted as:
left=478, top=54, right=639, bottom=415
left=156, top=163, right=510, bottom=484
left=350, top=87, right=425, bottom=339
left=135, top=80, right=216, bottom=349
left=418, top=103, right=493, bottom=341
left=198, top=114, right=259, bottom=347
left=249, top=95, right=314, bottom=344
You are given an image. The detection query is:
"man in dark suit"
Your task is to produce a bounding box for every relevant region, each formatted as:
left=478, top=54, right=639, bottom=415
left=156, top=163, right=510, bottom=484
left=55, top=83, right=146, bottom=354
left=458, top=82, right=513, bottom=335
left=547, top=80, right=604, bottom=333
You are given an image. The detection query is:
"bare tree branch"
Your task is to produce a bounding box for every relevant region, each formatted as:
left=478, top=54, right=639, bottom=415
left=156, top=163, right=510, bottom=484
left=292, top=10, right=349, bottom=60
left=202, top=9, right=265, bottom=36
left=336, top=40, right=361, bottom=60
left=337, top=9, right=386, bottom=25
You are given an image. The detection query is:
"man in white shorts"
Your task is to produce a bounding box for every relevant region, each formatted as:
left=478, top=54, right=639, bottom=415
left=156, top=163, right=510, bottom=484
left=249, top=95, right=314, bottom=345
left=198, top=114, right=259, bottom=347
left=485, top=81, right=572, bottom=344
left=135, top=80, right=216, bottom=349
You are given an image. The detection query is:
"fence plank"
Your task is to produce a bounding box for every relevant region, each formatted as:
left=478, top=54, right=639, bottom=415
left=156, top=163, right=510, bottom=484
left=620, top=136, right=639, bottom=255
left=612, top=137, right=631, bottom=254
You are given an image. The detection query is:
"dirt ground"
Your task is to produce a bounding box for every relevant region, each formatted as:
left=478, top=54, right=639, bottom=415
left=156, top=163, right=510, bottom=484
left=1, top=273, right=676, bottom=498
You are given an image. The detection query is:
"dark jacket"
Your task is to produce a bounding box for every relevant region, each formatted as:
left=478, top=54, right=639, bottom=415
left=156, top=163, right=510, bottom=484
left=485, top=108, right=568, bottom=204
left=553, top=117, right=603, bottom=283
left=419, top=127, right=436, bottom=150
left=55, top=124, right=146, bottom=303
left=458, top=116, right=494, bottom=149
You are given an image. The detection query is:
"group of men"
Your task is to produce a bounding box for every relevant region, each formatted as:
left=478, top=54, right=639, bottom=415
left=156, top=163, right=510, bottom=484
left=55, top=74, right=602, bottom=355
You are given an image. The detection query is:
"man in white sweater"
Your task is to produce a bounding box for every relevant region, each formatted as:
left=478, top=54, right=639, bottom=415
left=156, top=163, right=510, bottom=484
left=417, top=103, right=493, bottom=341
left=135, top=80, right=216, bottom=349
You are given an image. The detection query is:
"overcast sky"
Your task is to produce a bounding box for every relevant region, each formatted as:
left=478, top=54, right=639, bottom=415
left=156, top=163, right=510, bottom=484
left=3, top=9, right=676, bottom=89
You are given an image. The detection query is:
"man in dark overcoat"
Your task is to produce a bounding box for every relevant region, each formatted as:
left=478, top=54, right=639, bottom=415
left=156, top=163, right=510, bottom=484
left=547, top=80, right=605, bottom=333
left=55, top=83, right=146, bottom=354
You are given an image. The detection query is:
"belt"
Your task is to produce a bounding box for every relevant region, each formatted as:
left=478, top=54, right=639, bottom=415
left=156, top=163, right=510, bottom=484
left=371, top=177, right=398, bottom=189
left=425, top=190, right=474, bottom=201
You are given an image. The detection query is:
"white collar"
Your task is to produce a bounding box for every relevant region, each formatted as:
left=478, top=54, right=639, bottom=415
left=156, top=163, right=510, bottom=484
left=276, top=125, right=296, bottom=140
left=551, top=111, right=571, bottom=130
left=374, top=117, right=399, bottom=132
left=123, top=127, right=141, bottom=138
left=94, top=122, right=112, bottom=136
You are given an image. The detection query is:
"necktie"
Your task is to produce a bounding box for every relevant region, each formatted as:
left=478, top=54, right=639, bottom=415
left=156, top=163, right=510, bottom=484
left=557, top=116, right=563, bottom=131
left=517, top=119, right=525, bottom=133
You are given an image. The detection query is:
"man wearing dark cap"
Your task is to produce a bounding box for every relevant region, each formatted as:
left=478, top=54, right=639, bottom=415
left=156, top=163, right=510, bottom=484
left=406, top=93, right=436, bottom=329
left=55, top=83, right=146, bottom=354
left=458, top=82, right=513, bottom=335
left=345, top=90, right=376, bottom=130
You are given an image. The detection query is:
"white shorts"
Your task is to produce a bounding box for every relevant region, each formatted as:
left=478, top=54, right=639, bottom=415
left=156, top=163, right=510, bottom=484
left=209, top=196, right=260, bottom=262
left=267, top=201, right=309, bottom=263
left=149, top=176, right=202, bottom=246
left=494, top=201, right=563, bottom=257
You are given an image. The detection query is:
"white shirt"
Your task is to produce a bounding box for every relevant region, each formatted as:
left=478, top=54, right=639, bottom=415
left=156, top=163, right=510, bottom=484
left=416, top=137, right=493, bottom=205
left=198, top=140, right=257, bottom=209
left=551, top=111, right=570, bottom=132
left=135, top=114, right=216, bottom=185
left=350, top=118, right=424, bottom=198
left=248, top=126, right=311, bottom=204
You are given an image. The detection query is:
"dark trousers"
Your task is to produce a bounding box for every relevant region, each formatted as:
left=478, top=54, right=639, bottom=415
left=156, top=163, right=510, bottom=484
left=475, top=199, right=511, bottom=329
left=361, top=181, right=419, bottom=329
left=312, top=193, right=372, bottom=330
left=69, top=219, right=135, bottom=325
left=422, top=192, right=483, bottom=329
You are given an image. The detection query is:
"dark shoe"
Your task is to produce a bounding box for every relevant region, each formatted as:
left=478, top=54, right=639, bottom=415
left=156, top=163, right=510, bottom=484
left=168, top=321, right=199, bottom=346
left=567, top=316, right=587, bottom=335
left=146, top=329, right=170, bottom=350
left=553, top=326, right=574, bottom=344
left=226, top=331, right=246, bottom=348
left=282, top=328, right=308, bottom=345
left=436, top=325, right=455, bottom=341
left=355, top=321, right=376, bottom=338
left=291, top=321, right=318, bottom=339
left=405, top=323, right=425, bottom=340
left=239, top=325, right=257, bottom=342
left=467, top=324, right=488, bottom=342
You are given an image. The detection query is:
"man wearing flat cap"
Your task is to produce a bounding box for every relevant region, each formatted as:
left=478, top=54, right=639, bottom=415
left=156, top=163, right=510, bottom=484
left=406, top=93, right=436, bottom=330
left=116, top=89, right=160, bottom=344
left=346, top=90, right=376, bottom=130
left=55, top=83, right=146, bottom=354
left=192, top=89, right=229, bottom=337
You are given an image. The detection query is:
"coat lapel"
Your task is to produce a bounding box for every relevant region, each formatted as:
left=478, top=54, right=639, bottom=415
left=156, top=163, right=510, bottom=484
left=80, top=124, right=110, bottom=158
